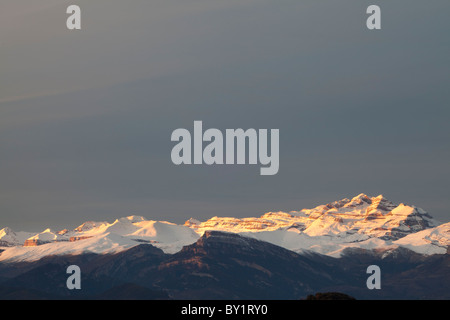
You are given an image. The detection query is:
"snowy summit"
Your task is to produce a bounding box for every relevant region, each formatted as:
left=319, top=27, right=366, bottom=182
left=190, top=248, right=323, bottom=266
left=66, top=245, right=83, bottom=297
left=0, top=194, right=448, bottom=262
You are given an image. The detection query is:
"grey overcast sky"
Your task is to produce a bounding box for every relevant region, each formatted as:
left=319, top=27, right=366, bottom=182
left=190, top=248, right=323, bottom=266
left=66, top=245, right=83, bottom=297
left=1, top=0, right=449, bottom=231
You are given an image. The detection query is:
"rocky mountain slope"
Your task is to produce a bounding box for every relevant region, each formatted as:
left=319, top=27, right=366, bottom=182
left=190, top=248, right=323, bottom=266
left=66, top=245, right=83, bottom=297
left=0, top=231, right=448, bottom=299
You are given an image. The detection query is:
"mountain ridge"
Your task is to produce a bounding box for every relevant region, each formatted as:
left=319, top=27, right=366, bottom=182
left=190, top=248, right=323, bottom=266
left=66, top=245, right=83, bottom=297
left=0, top=231, right=448, bottom=300
left=0, top=194, right=448, bottom=262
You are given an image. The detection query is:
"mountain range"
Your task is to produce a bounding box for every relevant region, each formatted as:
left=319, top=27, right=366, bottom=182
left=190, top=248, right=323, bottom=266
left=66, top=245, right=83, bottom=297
left=0, top=194, right=449, bottom=299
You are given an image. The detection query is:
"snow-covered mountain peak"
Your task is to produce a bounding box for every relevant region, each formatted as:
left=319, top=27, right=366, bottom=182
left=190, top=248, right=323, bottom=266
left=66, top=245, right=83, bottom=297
left=349, top=192, right=372, bottom=203
left=324, top=193, right=393, bottom=212
left=394, top=222, right=450, bottom=255
left=0, top=194, right=447, bottom=262
left=184, top=218, right=202, bottom=227
left=0, top=227, right=37, bottom=247
left=74, top=221, right=108, bottom=233
left=0, top=227, right=13, bottom=235
left=366, top=194, right=396, bottom=213
left=115, top=215, right=147, bottom=224
left=189, top=194, right=440, bottom=242
left=27, top=228, right=68, bottom=242
left=0, top=227, right=17, bottom=245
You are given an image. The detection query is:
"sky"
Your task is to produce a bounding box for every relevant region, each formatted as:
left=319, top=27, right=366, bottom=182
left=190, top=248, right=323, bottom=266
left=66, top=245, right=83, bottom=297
left=1, top=0, right=449, bottom=231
